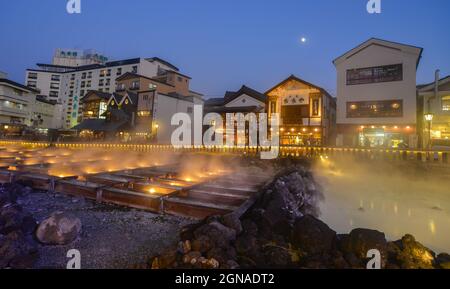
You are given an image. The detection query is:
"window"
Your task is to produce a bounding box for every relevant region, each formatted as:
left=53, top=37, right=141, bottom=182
left=28, top=72, right=37, bottom=79
left=87, top=80, right=91, bottom=87
left=49, top=91, right=59, bottom=98
left=346, top=64, right=403, bottom=85
left=149, top=83, right=157, bottom=90
left=442, top=96, right=450, bottom=111
left=99, top=79, right=104, bottom=86
left=105, top=79, right=111, bottom=86
left=81, top=81, right=86, bottom=88
left=117, top=68, right=122, bottom=76
left=346, top=100, right=403, bottom=118
left=132, top=66, right=138, bottom=73
left=87, top=72, right=92, bottom=78
left=81, top=72, right=87, bottom=79
left=116, top=83, right=125, bottom=91
left=50, top=83, right=59, bottom=90
left=27, top=81, right=37, bottom=88
left=51, top=75, right=60, bottom=81
left=131, top=81, right=140, bottom=90
left=187, top=107, right=193, bottom=113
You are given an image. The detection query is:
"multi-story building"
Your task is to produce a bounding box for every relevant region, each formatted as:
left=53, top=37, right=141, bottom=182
left=26, top=53, right=183, bottom=129
left=266, top=75, right=336, bottom=146
left=417, top=75, right=450, bottom=149
left=333, top=38, right=423, bottom=148
left=0, top=73, right=37, bottom=128
left=74, top=71, right=203, bottom=143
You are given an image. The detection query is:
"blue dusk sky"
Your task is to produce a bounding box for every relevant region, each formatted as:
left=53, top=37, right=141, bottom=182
left=0, top=0, right=449, bottom=97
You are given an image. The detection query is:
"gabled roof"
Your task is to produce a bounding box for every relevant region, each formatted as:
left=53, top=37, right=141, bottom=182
left=265, top=74, right=333, bottom=99
left=81, top=90, right=111, bottom=102
left=224, top=85, right=267, bottom=104
left=115, top=72, right=175, bottom=87
left=118, top=91, right=138, bottom=106
left=204, top=105, right=263, bottom=114
left=417, top=75, right=450, bottom=92
left=333, top=38, right=423, bottom=68
left=204, top=98, right=225, bottom=107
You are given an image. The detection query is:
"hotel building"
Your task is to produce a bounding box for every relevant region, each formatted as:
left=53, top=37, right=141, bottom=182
left=333, top=38, right=423, bottom=148
left=25, top=50, right=184, bottom=129
left=266, top=75, right=336, bottom=146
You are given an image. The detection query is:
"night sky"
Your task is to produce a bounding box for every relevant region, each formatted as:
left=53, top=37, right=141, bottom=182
left=0, top=0, right=449, bottom=97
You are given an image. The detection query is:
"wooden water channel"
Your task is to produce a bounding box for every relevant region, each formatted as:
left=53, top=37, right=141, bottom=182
left=0, top=146, right=270, bottom=219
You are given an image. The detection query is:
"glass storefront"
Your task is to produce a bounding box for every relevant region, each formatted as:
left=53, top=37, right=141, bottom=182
left=358, top=128, right=409, bottom=148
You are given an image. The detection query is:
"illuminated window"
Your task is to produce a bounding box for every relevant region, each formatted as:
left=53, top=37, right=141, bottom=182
left=442, top=96, right=450, bottom=111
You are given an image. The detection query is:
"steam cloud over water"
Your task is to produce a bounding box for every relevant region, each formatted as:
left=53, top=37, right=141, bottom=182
left=313, top=156, right=450, bottom=253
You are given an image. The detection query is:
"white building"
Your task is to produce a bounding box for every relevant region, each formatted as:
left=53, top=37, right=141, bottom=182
left=0, top=74, right=37, bottom=127
left=26, top=55, right=181, bottom=129
left=333, top=38, right=423, bottom=148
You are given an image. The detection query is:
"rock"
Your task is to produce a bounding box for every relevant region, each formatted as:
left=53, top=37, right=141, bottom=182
left=292, top=215, right=336, bottom=255
left=241, top=219, right=258, bottom=236
left=344, top=252, right=363, bottom=268
left=435, top=253, right=450, bottom=269
left=225, top=260, right=240, bottom=269
left=177, top=240, right=191, bottom=254
left=205, top=258, right=220, bottom=269
left=207, top=246, right=237, bottom=265
left=235, top=234, right=258, bottom=255
left=0, top=231, right=38, bottom=269
left=194, top=221, right=236, bottom=249
left=331, top=251, right=350, bottom=269
left=157, top=248, right=178, bottom=269
left=340, top=228, right=388, bottom=268
left=395, top=235, right=435, bottom=269
left=36, top=211, right=82, bottom=245
left=263, top=245, right=292, bottom=268
left=191, top=235, right=212, bottom=254
left=183, top=251, right=202, bottom=265
left=222, top=214, right=243, bottom=235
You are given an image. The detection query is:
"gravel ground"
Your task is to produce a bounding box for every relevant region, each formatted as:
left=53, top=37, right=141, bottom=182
left=17, top=190, right=194, bottom=269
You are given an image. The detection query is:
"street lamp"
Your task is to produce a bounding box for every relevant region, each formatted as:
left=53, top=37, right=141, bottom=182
left=424, top=113, right=434, bottom=150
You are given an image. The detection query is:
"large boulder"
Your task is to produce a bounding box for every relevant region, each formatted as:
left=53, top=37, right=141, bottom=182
left=36, top=211, right=82, bottom=245
left=292, top=215, right=336, bottom=255
left=435, top=253, right=450, bottom=269
left=0, top=231, right=38, bottom=269
left=340, top=228, right=388, bottom=268
left=392, top=235, right=435, bottom=269
left=193, top=221, right=236, bottom=249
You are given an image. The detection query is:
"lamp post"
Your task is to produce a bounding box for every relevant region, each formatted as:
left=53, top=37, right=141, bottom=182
left=424, top=113, right=434, bottom=150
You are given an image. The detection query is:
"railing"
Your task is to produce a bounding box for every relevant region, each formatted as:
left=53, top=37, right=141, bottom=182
left=0, top=139, right=449, bottom=165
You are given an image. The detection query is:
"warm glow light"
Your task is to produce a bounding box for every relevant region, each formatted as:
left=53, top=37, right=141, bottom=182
left=394, top=126, right=398, bottom=129
left=424, top=114, right=434, bottom=121
left=149, top=188, right=156, bottom=194
left=302, top=128, right=307, bottom=132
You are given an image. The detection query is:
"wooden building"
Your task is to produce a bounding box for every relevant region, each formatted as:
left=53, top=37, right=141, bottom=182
left=266, top=75, right=336, bottom=146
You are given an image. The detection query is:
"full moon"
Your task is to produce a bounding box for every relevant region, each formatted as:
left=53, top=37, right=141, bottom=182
left=300, top=37, right=307, bottom=43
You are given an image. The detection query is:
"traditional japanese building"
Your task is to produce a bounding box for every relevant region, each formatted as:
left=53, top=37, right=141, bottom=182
left=204, top=85, right=266, bottom=146
left=265, top=75, right=336, bottom=146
